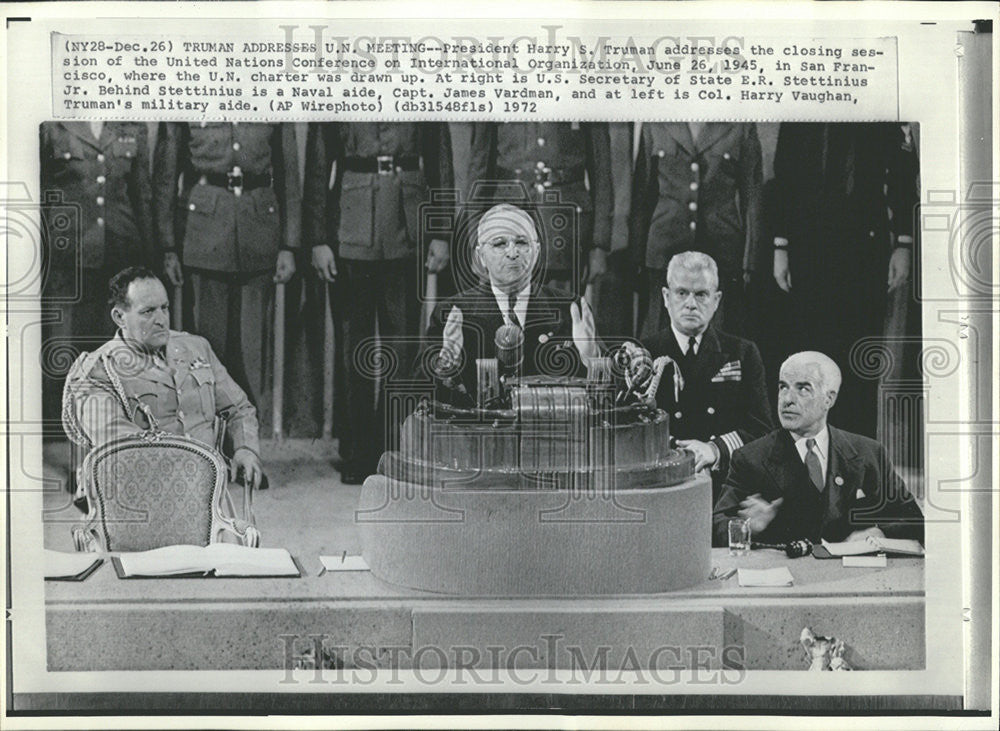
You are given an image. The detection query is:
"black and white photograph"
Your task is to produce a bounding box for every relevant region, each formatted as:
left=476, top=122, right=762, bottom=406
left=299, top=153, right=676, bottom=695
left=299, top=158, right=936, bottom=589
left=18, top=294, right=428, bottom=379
left=2, top=2, right=996, bottom=728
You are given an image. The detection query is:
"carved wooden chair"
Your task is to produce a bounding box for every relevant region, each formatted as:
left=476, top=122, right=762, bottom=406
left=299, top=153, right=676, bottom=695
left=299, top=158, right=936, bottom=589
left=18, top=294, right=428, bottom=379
left=70, top=432, right=260, bottom=552
left=61, top=351, right=259, bottom=553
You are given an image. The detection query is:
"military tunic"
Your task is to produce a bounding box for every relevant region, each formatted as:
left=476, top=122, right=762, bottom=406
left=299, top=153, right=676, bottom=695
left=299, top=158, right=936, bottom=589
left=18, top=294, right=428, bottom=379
left=643, top=325, right=772, bottom=502
left=152, top=122, right=301, bottom=412
left=632, top=123, right=762, bottom=337
left=67, top=330, right=259, bottom=457
left=39, top=121, right=154, bottom=430
left=466, top=122, right=613, bottom=285
left=302, top=122, right=451, bottom=474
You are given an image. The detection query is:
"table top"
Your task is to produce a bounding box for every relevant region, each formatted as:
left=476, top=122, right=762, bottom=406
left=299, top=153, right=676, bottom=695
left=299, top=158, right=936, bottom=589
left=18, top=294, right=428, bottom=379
left=46, top=547, right=923, bottom=606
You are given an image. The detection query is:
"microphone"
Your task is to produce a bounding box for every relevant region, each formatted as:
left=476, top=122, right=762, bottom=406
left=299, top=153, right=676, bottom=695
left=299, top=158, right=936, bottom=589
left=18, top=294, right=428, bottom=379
left=751, top=539, right=814, bottom=558
left=494, top=323, right=524, bottom=376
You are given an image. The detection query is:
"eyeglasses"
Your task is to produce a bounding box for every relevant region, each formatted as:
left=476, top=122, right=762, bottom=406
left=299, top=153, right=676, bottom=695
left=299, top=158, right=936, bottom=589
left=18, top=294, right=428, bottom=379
left=667, top=288, right=714, bottom=304
left=481, top=236, right=536, bottom=252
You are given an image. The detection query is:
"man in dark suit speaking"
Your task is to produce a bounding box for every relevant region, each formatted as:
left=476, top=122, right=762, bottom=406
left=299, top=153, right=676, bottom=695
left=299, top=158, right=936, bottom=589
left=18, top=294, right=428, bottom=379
left=426, top=203, right=598, bottom=406
left=712, top=351, right=923, bottom=547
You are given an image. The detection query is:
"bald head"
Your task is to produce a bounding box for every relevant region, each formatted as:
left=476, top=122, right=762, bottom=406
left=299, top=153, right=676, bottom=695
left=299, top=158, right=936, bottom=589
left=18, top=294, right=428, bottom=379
left=777, top=351, right=842, bottom=437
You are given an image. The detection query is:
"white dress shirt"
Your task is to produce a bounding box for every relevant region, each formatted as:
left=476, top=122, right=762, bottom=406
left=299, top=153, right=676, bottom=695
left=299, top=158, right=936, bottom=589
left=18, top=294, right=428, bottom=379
left=671, top=323, right=703, bottom=356
left=793, top=426, right=830, bottom=486
left=491, top=282, right=531, bottom=329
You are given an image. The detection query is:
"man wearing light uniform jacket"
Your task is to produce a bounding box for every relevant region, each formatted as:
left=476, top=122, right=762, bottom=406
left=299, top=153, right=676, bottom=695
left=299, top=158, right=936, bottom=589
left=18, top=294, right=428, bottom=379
left=642, top=251, right=772, bottom=503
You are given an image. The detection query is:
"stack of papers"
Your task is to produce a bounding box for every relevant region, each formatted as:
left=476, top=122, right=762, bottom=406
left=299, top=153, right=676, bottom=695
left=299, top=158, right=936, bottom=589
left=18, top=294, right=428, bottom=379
left=737, top=567, right=794, bottom=587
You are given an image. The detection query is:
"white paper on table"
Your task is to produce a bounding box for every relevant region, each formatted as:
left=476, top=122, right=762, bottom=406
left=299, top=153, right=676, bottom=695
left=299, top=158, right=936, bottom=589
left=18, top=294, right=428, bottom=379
left=320, top=554, right=370, bottom=572
left=843, top=554, right=888, bottom=568
left=737, top=567, right=794, bottom=587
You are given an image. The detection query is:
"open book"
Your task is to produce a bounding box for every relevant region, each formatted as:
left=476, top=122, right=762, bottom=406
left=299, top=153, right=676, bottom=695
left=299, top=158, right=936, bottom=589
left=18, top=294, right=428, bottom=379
left=45, top=549, right=104, bottom=581
left=820, top=536, right=924, bottom=558
left=113, top=543, right=301, bottom=578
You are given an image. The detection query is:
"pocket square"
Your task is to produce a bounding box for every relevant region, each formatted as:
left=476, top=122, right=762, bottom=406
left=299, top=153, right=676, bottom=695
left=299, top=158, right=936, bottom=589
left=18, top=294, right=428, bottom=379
left=711, top=360, right=742, bottom=382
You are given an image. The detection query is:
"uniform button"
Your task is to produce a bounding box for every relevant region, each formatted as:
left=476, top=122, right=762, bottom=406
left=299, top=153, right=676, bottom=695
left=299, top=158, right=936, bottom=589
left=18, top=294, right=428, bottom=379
left=674, top=411, right=682, bottom=420
left=536, top=161, right=545, bottom=169
left=869, top=230, right=876, bottom=237
left=232, top=142, right=241, bottom=151
left=657, top=149, right=665, bottom=158
left=689, top=181, right=698, bottom=191
left=189, top=203, right=196, bottom=211
left=690, top=162, right=699, bottom=172
left=707, top=406, right=715, bottom=415
left=97, top=153, right=105, bottom=163
left=96, top=217, right=104, bottom=226
left=96, top=175, right=106, bottom=184
left=688, top=201, right=697, bottom=211
left=537, top=137, right=545, bottom=146
left=689, top=221, right=697, bottom=231
left=96, top=196, right=105, bottom=206
left=63, top=152, right=72, bottom=160
left=723, top=152, right=731, bottom=160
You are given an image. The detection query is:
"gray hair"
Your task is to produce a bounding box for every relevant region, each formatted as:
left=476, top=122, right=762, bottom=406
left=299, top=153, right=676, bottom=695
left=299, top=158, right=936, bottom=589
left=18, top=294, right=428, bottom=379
left=666, top=251, right=719, bottom=291
left=781, top=351, right=842, bottom=396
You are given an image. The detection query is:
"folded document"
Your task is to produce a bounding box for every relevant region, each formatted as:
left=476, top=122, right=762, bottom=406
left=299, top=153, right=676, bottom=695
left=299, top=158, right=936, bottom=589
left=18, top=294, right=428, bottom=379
left=821, top=536, right=924, bottom=557
left=737, top=567, right=794, bottom=587
left=114, top=543, right=301, bottom=578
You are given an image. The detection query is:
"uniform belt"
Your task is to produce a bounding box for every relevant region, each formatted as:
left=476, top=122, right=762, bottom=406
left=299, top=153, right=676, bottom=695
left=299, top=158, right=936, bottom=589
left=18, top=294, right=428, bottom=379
left=342, top=155, right=421, bottom=174
left=498, top=164, right=586, bottom=188
left=201, top=171, right=272, bottom=192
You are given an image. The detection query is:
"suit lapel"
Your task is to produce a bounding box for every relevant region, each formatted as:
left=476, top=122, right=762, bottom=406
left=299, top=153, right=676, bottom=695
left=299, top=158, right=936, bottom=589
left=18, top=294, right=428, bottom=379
left=62, top=122, right=104, bottom=154
left=661, top=123, right=697, bottom=157
left=764, top=430, right=825, bottom=538
left=693, top=123, right=731, bottom=155
left=824, top=426, right=862, bottom=518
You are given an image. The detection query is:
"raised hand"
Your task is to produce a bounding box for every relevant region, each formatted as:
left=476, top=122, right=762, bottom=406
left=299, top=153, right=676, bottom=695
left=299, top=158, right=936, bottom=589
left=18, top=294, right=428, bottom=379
left=570, top=297, right=598, bottom=361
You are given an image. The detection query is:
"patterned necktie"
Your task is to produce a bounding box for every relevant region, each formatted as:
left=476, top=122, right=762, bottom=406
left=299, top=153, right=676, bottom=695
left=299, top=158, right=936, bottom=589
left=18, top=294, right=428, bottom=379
left=508, top=294, right=521, bottom=329
left=805, top=437, right=824, bottom=491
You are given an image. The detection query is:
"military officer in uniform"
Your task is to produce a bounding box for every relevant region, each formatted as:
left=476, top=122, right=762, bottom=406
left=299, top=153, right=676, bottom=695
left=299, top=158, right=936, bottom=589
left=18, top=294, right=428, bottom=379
left=153, top=122, right=301, bottom=419
left=302, top=123, right=451, bottom=484
left=642, top=251, right=772, bottom=502
left=39, top=121, right=154, bottom=430
left=770, top=123, right=918, bottom=438
left=63, top=267, right=262, bottom=488
left=631, top=123, right=762, bottom=338
left=465, top=123, right=613, bottom=293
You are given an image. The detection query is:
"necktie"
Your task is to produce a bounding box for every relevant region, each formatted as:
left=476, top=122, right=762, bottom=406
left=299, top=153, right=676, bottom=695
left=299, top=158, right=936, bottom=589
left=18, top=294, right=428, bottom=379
left=508, top=294, right=521, bottom=329
left=805, top=437, right=824, bottom=491
left=682, top=336, right=697, bottom=371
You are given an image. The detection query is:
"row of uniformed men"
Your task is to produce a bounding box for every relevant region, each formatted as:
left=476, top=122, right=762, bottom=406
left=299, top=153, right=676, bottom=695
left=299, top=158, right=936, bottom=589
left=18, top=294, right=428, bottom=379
left=40, top=121, right=916, bottom=460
